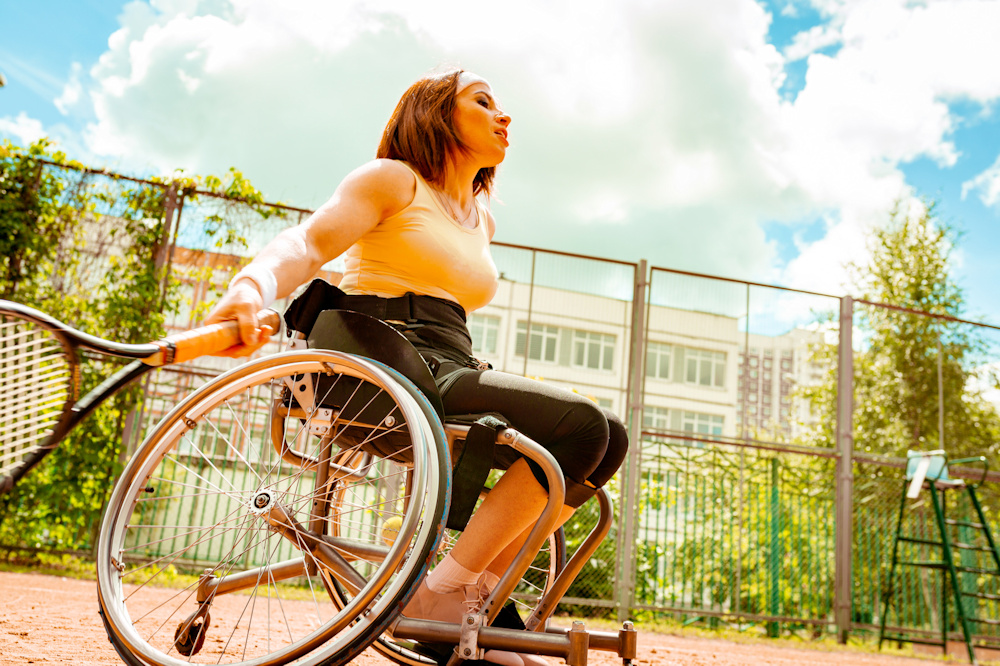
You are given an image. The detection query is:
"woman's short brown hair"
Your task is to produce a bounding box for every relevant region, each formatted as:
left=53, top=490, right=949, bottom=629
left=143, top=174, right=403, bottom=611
left=377, top=69, right=496, bottom=197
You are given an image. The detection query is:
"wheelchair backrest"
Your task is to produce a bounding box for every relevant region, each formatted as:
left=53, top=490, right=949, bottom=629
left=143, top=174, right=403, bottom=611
left=305, top=309, right=445, bottom=419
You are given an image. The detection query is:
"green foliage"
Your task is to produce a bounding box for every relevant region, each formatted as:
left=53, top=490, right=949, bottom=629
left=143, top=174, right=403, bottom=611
left=804, top=202, right=1000, bottom=459
left=631, top=445, right=834, bottom=624
left=0, top=139, right=76, bottom=305
left=561, top=474, right=621, bottom=609
left=0, top=138, right=265, bottom=553
left=624, top=203, right=1000, bottom=630
left=797, top=203, right=1000, bottom=630
left=0, top=139, right=173, bottom=551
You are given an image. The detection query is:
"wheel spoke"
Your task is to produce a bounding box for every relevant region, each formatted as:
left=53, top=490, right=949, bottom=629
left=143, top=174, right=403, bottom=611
left=98, top=352, right=446, bottom=666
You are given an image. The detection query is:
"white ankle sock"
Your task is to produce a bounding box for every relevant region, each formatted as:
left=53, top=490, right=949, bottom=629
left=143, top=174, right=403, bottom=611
left=425, top=554, right=482, bottom=593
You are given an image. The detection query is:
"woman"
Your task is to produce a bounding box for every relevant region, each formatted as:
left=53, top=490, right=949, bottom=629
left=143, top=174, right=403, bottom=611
left=207, top=69, right=628, bottom=666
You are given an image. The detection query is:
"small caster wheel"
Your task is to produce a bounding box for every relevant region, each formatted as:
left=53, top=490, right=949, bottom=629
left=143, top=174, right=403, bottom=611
left=174, top=611, right=211, bottom=656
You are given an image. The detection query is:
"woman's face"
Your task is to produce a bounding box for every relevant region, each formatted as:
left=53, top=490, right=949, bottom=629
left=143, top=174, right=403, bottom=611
left=452, top=81, right=511, bottom=167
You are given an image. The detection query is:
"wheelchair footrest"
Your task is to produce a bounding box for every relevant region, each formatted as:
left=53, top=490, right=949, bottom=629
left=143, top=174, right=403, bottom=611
left=410, top=602, right=527, bottom=665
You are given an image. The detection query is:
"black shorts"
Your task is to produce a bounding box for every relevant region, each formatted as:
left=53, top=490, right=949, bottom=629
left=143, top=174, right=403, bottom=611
left=411, top=341, right=628, bottom=508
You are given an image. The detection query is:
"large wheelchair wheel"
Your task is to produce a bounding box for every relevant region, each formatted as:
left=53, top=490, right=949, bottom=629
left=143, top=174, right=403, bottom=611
left=97, top=350, right=449, bottom=666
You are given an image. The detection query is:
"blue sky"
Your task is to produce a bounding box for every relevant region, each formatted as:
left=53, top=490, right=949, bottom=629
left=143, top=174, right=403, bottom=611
left=2, top=0, right=999, bottom=323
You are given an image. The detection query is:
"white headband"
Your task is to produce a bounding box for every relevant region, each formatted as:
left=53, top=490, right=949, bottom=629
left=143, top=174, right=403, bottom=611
left=457, top=71, right=490, bottom=93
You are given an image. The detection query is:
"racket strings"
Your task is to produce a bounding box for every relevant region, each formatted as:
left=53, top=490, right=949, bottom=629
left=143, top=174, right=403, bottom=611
left=0, top=316, right=74, bottom=477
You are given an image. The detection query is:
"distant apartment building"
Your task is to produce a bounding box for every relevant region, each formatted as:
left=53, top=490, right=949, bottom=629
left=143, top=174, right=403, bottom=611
left=167, top=247, right=824, bottom=444
left=464, top=281, right=825, bottom=443
left=737, top=329, right=824, bottom=441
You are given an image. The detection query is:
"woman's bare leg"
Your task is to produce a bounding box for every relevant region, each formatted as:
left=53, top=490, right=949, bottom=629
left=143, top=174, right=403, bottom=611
left=448, top=459, right=556, bottom=572
left=485, top=504, right=575, bottom=578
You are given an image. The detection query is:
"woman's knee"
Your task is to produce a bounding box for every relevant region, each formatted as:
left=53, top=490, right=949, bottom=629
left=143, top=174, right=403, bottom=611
left=556, top=398, right=610, bottom=472
left=583, top=408, right=628, bottom=489
left=605, top=409, right=629, bottom=460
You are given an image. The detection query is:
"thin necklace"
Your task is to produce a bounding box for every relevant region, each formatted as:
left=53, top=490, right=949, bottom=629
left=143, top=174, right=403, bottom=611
left=431, top=186, right=476, bottom=227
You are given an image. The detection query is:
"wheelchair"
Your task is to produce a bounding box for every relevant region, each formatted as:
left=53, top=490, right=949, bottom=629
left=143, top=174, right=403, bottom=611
left=95, top=306, right=637, bottom=666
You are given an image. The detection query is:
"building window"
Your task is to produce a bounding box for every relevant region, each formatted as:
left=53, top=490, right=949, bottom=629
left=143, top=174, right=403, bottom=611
left=682, top=411, right=724, bottom=436
left=469, top=314, right=500, bottom=355
left=685, top=349, right=726, bottom=388
left=596, top=397, right=613, bottom=410
left=573, top=330, right=615, bottom=371
left=646, top=342, right=672, bottom=379
left=643, top=406, right=671, bottom=430
left=515, top=322, right=559, bottom=362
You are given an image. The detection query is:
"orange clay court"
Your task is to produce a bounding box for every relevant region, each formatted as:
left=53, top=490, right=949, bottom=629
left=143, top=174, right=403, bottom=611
left=0, top=571, right=970, bottom=666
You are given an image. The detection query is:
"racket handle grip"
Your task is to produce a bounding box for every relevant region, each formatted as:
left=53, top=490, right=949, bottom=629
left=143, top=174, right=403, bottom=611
left=145, top=309, right=282, bottom=366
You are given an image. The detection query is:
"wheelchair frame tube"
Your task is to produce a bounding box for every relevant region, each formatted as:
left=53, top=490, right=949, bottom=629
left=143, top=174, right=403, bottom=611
left=197, top=558, right=307, bottom=603
left=394, top=618, right=572, bottom=657
left=525, top=486, right=614, bottom=631
left=392, top=618, right=636, bottom=663
left=478, top=427, right=566, bottom=625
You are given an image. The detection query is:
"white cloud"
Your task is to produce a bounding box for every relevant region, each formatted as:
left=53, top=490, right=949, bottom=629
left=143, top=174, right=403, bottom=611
left=962, top=154, right=1000, bottom=209
left=77, top=0, right=797, bottom=278
left=783, top=24, right=842, bottom=61
left=39, top=0, right=999, bottom=293
left=0, top=113, right=46, bottom=144
left=54, top=63, right=84, bottom=115
left=768, top=0, right=1000, bottom=291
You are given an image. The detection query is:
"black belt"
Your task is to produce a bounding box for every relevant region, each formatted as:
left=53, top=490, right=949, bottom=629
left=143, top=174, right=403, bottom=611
left=284, top=279, right=466, bottom=336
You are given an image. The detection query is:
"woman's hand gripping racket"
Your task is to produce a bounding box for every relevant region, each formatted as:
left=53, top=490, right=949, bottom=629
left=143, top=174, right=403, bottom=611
left=0, top=300, right=281, bottom=495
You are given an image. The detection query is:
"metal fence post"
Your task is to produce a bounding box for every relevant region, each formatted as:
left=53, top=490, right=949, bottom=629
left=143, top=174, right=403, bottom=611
left=617, top=259, right=648, bottom=623
left=834, top=295, right=855, bottom=643
left=520, top=250, right=537, bottom=377
left=154, top=183, right=179, bottom=276
left=768, top=457, right=781, bottom=637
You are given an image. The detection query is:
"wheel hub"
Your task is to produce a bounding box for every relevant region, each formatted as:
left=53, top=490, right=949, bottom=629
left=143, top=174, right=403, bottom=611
left=248, top=489, right=276, bottom=515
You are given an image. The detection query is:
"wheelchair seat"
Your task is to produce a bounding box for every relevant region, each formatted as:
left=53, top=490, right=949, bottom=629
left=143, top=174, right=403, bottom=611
left=302, top=307, right=516, bottom=532
left=306, top=308, right=445, bottom=419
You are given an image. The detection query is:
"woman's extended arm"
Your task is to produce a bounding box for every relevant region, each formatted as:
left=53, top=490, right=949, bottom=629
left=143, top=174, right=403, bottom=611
left=206, top=159, right=416, bottom=354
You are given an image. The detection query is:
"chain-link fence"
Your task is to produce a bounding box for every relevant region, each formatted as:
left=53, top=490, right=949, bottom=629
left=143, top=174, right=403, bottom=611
left=848, top=300, right=1000, bottom=648
left=623, top=268, right=842, bottom=630
left=9, top=157, right=1000, bottom=645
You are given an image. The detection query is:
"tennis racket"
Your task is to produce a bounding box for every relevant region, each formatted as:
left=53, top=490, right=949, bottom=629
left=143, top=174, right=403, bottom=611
left=0, top=300, right=281, bottom=495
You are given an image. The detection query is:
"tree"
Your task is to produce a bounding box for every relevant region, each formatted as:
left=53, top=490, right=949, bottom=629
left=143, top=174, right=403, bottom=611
left=798, top=202, right=1000, bottom=632
left=0, top=139, right=174, bottom=551
left=801, top=202, right=1000, bottom=459
left=0, top=139, right=275, bottom=553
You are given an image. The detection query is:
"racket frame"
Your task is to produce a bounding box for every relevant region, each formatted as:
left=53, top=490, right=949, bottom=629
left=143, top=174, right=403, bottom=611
left=0, top=300, right=276, bottom=494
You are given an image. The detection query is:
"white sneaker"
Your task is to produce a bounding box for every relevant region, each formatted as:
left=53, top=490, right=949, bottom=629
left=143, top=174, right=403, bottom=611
left=475, top=576, right=549, bottom=666
left=401, top=579, right=483, bottom=624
